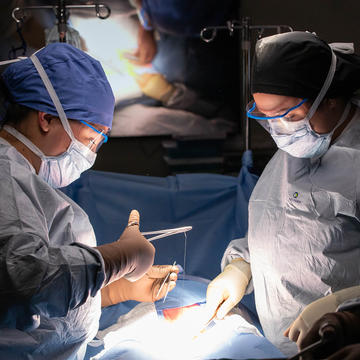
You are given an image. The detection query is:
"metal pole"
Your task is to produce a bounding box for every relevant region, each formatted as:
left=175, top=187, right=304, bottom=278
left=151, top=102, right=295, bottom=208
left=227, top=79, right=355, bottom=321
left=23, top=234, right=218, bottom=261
left=200, top=20, right=292, bottom=153
left=241, top=17, right=251, bottom=151
left=57, top=0, right=67, bottom=42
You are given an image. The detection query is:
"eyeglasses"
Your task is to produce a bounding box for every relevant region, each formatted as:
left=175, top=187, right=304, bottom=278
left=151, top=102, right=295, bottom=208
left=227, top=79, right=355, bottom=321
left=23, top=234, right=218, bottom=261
left=246, top=98, right=309, bottom=135
left=79, top=120, right=109, bottom=152
left=246, top=98, right=308, bottom=121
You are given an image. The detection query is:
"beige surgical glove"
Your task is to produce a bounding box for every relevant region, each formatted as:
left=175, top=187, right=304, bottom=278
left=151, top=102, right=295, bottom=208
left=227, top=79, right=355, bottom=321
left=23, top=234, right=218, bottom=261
left=95, top=210, right=155, bottom=285
left=136, top=73, right=175, bottom=102
left=101, top=265, right=179, bottom=307
left=284, top=285, right=360, bottom=347
left=205, top=258, right=251, bottom=321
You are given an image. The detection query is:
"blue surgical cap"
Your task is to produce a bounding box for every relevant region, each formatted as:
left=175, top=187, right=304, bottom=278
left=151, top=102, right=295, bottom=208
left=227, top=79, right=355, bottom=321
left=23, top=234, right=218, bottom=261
left=2, top=43, right=115, bottom=129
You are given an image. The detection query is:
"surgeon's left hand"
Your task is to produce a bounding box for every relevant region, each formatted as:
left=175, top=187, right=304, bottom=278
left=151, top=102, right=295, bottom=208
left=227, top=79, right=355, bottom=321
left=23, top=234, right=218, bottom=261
left=297, top=310, right=360, bottom=359
left=284, top=286, right=360, bottom=346
left=101, top=265, right=179, bottom=307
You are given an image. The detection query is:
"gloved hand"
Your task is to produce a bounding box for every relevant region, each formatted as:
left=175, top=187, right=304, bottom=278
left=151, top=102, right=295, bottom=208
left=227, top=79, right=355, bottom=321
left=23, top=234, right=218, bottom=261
left=284, top=286, right=360, bottom=346
left=101, top=264, right=179, bottom=307
left=205, top=258, right=251, bottom=321
left=298, top=309, right=360, bottom=359
left=95, top=210, right=155, bottom=285
left=136, top=72, right=175, bottom=102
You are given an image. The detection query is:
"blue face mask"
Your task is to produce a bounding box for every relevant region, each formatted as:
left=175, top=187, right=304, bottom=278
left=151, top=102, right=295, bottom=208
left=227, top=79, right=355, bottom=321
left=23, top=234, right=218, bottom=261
left=270, top=101, right=351, bottom=158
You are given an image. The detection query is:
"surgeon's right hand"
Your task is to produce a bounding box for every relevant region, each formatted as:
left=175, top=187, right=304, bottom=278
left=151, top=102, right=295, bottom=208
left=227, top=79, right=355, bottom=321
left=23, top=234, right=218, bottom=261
left=95, top=210, right=155, bottom=285
left=205, top=258, right=251, bottom=321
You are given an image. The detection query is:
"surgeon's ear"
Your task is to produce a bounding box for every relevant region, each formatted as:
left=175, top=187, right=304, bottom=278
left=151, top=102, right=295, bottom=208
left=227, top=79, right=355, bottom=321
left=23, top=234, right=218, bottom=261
left=37, top=111, right=53, bottom=133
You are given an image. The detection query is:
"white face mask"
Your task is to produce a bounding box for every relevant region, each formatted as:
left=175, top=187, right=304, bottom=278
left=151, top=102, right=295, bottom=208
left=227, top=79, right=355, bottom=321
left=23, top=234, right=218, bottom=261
left=1, top=51, right=97, bottom=188
left=271, top=101, right=351, bottom=158
left=4, top=125, right=96, bottom=188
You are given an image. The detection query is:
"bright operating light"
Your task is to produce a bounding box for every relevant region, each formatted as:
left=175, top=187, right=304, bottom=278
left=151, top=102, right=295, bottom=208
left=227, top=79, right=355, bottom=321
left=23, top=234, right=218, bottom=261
left=92, top=303, right=256, bottom=360
left=69, top=13, right=143, bottom=102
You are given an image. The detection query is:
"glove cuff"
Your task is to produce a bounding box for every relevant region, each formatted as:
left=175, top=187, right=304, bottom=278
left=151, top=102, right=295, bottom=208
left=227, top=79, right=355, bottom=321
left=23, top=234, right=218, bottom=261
left=335, top=286, right=360, bottom=309
left=225, top=258, right=252, bottom=283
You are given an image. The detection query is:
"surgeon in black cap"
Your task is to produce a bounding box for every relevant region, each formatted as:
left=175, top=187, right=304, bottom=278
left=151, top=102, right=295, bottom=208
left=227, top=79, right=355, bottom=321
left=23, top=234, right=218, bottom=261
left=204, top=31, right=360, bottom=356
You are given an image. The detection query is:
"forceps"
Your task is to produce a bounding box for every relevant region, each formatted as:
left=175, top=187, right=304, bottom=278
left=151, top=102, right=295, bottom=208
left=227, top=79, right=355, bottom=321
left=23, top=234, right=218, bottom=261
left=141, top=226, right=192, bottom=302
left=141, top=226, right=192, bottom=241
left=155, top=260, right=177, bottom=302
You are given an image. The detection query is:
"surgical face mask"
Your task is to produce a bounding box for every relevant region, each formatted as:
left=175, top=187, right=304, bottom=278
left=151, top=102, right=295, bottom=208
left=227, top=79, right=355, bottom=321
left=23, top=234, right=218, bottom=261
left=270, top=101, right=351, bottom=158
left=4, top=125, right=96, bottom=188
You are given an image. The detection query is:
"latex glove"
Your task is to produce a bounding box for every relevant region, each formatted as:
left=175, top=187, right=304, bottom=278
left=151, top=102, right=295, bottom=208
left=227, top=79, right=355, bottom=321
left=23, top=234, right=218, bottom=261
left=136, top=72, right=175, bottom=102
left=95, top=210, right=155, bottom=285
left=284, top=286, right=360, bottom=346
left=205, top=258, right=251, bottom=321
left=101, top=264, right=179, bottom=306
left=131, top=25, right=157, bottom=65
left=299, top=310, right=360, bottom=359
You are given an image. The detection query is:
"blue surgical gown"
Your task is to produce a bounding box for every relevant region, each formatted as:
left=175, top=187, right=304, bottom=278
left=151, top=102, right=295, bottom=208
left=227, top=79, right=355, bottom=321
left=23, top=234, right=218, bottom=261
left=222, top=104, right=360, bottom=356
left=0, top=138, right=105, bottom=359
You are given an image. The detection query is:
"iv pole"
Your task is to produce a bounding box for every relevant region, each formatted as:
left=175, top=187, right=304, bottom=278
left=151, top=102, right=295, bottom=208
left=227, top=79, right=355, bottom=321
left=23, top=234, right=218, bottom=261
left=12, top=1, right=111, bottom=44
left=200, top=18, right=293, bottom=151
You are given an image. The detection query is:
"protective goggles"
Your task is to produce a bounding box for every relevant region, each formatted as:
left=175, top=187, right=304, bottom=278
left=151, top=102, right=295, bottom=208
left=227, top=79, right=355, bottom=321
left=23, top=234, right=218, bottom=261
left=246, top=98, right=309, bottom=135
left=79, top=119, right=109, bottom=152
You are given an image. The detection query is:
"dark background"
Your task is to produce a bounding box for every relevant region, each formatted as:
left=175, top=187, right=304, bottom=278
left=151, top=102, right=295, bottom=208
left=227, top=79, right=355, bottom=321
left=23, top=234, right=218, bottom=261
left=1, top=0, right=359, bottom=177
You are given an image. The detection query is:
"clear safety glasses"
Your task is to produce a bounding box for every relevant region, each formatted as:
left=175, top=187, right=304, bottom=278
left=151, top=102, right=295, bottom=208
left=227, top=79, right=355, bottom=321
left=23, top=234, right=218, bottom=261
left=246, top=98, right=309, bottom=135
left=79, top=120, right=109, bottom=152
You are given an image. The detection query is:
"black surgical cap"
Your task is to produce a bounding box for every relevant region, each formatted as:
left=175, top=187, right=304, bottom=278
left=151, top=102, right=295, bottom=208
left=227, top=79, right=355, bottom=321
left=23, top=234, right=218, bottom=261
left=251, top=31, right=360, bottom=99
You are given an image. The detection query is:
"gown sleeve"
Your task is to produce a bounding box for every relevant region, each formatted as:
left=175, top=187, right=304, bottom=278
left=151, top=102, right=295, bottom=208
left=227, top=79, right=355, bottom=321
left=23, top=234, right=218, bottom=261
left=0, top=159, right=105, bottom=326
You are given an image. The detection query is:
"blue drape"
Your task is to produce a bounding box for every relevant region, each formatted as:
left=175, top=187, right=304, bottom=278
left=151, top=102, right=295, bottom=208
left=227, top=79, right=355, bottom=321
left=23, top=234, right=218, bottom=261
left=62, top=150, right=258, bottom=280
left=62, top=151, right=286, bottom=359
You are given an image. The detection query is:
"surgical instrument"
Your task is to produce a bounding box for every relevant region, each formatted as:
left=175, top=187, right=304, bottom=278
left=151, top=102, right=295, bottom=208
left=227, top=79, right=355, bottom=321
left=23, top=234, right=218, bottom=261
left=163, top=260, right=177, bottom=303
left=141, top=226, right=192, bottom=242
left=155, top=261, right=177, bottom=301
left=192, top=302, right=222, bottom=340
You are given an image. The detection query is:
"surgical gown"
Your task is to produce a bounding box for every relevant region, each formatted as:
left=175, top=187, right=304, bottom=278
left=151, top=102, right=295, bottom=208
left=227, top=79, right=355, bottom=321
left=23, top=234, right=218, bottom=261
left=222, top=105, right=360, bottom=356
left=0, top=138, right=105, bottom=359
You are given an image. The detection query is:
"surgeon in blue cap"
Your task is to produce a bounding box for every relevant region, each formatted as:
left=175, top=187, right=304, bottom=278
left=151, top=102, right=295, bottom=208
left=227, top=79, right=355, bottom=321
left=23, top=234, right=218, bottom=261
left=0, top=43, right=178, bottom=359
